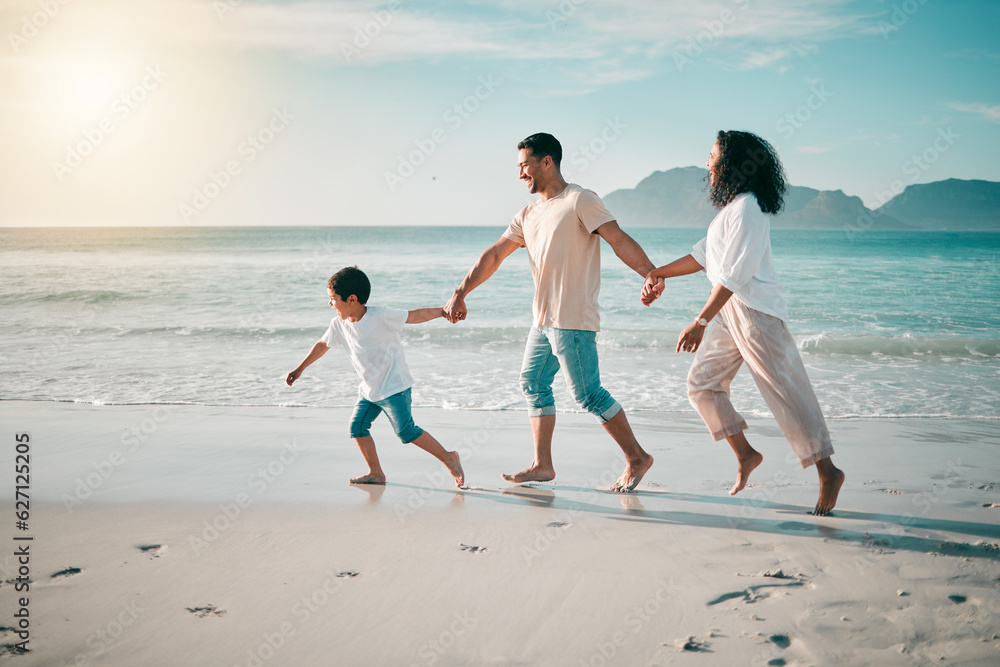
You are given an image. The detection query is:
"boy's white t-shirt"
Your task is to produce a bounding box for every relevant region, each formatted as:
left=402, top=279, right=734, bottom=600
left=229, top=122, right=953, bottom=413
left=691, top=192, right=789, bottom=322
left=321, top=305, right=413, bottom=402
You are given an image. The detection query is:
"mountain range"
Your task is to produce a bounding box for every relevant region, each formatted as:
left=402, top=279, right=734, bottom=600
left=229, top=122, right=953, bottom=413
left=602, top=167, right=1000, bottom=231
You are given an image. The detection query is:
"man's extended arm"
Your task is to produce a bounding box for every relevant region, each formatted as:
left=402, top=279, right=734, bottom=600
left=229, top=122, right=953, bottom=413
left=595, top=220, right=666, bottom=305
left=444, top=236, right=521, bottom=323
left=595, top=221, right=656, bottom=277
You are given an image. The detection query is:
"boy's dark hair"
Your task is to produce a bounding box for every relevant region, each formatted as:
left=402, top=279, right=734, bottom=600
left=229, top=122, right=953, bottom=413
left=327, top=266, right=371, bottom=304
left=709, top=130, right=787, bottom=214
left=518, top=133, right=562, bottom=168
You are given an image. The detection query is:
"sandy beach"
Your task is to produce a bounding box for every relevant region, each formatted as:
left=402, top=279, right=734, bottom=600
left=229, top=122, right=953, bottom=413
left=1, top=401, right=999, bottom=666
left=3, top=0, right=999, bottom=663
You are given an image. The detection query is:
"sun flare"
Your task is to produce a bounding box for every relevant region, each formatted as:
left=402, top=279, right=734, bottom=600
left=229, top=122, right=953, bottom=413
left=73, top=69, right=117, bottom=110
left=58, top=58, right=125, bottom=121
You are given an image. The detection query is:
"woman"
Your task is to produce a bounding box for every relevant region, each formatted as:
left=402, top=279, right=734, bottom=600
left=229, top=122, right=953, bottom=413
left=642, top=130, right=844, bottom=515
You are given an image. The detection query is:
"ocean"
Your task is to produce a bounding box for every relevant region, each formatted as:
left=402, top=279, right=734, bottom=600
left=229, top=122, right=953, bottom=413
left=2, top=226, right=998, bottom=420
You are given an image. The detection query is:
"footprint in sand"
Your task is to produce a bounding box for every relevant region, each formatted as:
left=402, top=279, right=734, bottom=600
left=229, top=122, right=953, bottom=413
left=138, top=544, right=166, bottom=558
left=759, top=569, right=790, bottom=579
left=336, top=571, right=359, bottom=578
left=0, top=642, right=29, bottom=657
left=1, top=578, right=31, bottom=588
left=708, top=578, right=807, bottom=606
left=948, top=595, right=967, bottom=604
left=936, top=541, right=973, bottom=556
left=186, top=605, right=226, bottom=618
left=672, top=636, right=712, bottom=652
left=546, top=521, right=569, bottom=528
left=460, top=544, right=487, bottom=554
left=769, top=634, right=791, bottom=649
left=51, top=567, right=82, bottom=579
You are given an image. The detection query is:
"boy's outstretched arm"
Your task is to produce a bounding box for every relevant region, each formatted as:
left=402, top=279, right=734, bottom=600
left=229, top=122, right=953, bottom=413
left=406, top=307, right=446, bottom=324
left=641, top=254, right=705, bottom=305
left=287, top=340, right=329, bottom=385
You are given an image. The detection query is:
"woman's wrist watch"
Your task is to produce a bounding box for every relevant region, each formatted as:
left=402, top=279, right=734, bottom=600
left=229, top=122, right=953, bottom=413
left=695, top=317, right=709, bottom=327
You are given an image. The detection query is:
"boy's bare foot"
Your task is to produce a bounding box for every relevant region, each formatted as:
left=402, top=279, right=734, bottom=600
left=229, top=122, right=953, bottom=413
left=502, top=464, right=555, bottom=484
left=444, top=451, right=465, bottom=488
left=350, top=473, right=386, bottom=485
left=610, top=454, right=654, bottom=493
left=730, top=451, right=764, bottom=496
left=813, top=466, right=845, bottom=516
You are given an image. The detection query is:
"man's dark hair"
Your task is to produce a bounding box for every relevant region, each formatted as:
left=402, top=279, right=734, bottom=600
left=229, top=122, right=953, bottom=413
left=327, top=266, right=371, bottom=304
left=709, top=130, right=786, bottom=214
left=518, top=133, right=562, bottom=168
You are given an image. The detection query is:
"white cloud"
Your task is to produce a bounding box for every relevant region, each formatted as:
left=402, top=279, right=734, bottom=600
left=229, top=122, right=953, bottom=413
left=796, top=144, right=835, bottom=154
left=733, top=42, right=819, bottom=70
left=204, top=2, right=511, bottom=62
left=943, top=48, right=1000, bottom=61
left=947, top=101, right=1000, bottom=123
left=5, top=0, right=878, bottom=71
left=0, top=0, right=885, bottom=92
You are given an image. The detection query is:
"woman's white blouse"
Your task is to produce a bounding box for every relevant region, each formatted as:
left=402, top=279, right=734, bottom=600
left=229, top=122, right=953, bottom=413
left=691, top=192, right=790, bottom=322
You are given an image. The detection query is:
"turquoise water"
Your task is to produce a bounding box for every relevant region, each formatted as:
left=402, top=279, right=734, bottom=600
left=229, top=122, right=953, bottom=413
left=1, top=226, right=998, bottom=419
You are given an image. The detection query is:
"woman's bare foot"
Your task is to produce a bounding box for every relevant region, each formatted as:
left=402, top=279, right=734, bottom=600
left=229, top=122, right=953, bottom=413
left=502, top=464, right=555, bottom=484
left=350, top=472, right=386, bottom=485
left=730, top=450, right=764, bottom=496
left=610, top=454, right=654, bottom=493
left=813, top=463, right=845, bottom=516
left=443, top=451, right=465, bottom=487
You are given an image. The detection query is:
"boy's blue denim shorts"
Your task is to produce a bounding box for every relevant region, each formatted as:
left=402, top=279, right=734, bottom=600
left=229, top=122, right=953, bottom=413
left=519, top=327, right=621, bottom=422
left=349, top=387, right=424, bottom=443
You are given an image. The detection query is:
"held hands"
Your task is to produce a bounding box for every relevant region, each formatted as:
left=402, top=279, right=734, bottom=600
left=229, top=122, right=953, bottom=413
left=640, top=274, right=665, bottom=306
left=443, top=293, right=467, bottom=324
left=676, top=321, right=706, bottom=354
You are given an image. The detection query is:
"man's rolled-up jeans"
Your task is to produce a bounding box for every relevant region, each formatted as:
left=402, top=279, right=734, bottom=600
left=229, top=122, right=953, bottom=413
left=519, top=327, right=621, bottom=422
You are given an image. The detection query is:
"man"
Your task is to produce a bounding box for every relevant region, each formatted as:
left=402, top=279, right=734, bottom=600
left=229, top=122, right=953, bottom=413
left=443, top=133, right=658, bottom=492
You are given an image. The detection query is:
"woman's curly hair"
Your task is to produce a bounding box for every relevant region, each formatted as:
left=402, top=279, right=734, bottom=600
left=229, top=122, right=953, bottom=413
left=709, top=130, right=786, bottom=214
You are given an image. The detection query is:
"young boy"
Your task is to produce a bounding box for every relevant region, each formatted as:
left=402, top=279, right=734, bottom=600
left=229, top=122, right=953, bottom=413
left=286, top=266, right=465, bottom=488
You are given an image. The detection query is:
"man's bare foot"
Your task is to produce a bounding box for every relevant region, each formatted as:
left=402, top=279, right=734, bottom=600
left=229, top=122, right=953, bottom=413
left=443, top=451, right=465, bottom=488
left=610, top=454, right=654, bottom=493
left=813, top=467, right=845, bottom=516
left=350, top=472, right=386, bottom=485
left=729, top=451, right=764, bottom=496
left=502, top=464, right=555, bottom=484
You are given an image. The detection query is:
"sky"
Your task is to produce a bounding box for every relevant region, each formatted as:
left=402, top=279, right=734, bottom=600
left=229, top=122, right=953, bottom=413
left=1, top=0, right=997, bottom=227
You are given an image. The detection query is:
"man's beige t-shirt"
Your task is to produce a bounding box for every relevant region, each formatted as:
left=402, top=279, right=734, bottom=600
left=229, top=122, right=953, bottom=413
left=503, top=183, right=615, bottom=332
